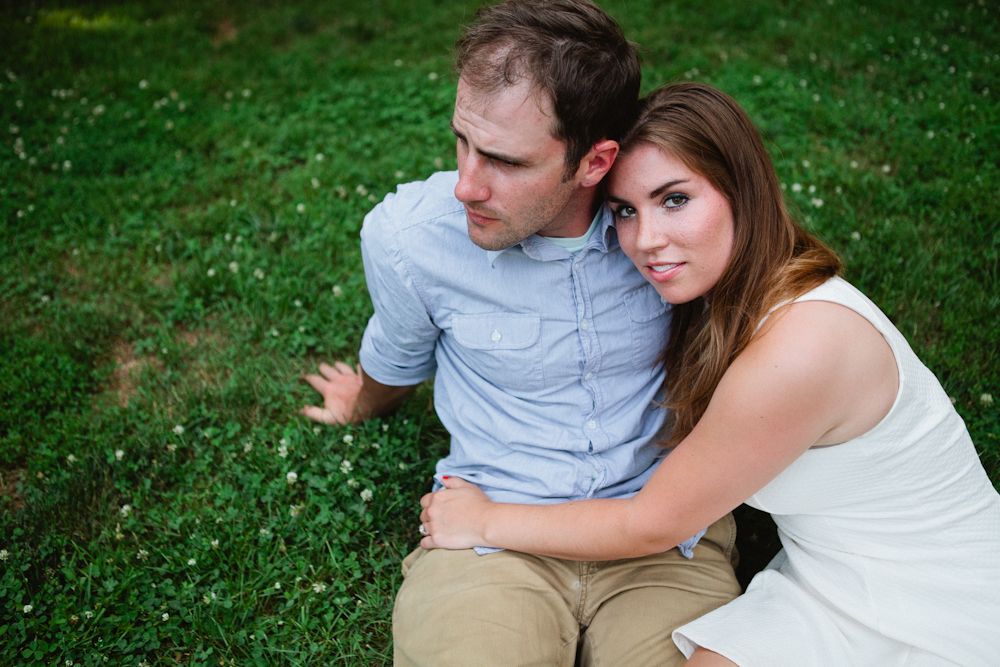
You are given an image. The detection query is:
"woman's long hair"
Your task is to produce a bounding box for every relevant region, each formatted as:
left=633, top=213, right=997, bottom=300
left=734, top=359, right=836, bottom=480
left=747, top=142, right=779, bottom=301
left=620, top=83, right=842, bottom=446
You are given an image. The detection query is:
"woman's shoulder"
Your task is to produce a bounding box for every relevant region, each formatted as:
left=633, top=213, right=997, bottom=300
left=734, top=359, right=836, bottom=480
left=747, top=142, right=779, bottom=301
left=748, top=280, right=899, bottom=444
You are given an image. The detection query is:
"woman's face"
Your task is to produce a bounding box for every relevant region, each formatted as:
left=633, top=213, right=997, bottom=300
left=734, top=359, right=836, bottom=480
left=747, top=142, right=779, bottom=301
left=608, top=143, right=735, bottom=305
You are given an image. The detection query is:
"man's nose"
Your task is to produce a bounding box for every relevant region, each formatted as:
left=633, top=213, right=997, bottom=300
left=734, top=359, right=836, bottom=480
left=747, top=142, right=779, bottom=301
left=454, top=153, right=489, bottom=204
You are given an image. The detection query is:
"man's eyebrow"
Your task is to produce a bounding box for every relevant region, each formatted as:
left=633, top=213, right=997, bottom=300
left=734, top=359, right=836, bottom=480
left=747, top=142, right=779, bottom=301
left=449, top=122, right=528, bottom=166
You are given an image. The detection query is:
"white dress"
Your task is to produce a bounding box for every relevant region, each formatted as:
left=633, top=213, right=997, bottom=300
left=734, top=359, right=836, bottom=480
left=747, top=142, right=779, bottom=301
left=672, top=277, right=1000, bottom=666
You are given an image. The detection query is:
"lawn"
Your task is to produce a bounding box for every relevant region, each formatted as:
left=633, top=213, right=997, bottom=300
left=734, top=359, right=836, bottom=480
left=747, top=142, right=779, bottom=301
left=1, top=0, right=997, bottom=664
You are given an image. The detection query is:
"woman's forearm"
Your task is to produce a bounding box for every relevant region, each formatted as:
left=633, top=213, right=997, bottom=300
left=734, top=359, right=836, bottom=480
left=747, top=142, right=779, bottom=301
left=479, top=496, right=681, bottom=560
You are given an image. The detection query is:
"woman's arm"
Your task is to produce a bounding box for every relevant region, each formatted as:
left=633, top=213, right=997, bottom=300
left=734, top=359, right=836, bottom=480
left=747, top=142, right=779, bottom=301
left=419, top=301, right=891, bottom=560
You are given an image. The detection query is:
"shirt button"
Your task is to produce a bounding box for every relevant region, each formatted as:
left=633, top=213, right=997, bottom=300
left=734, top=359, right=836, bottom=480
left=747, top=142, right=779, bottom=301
left=586, top=419, right=597, bottom=430
left=490, top=329, right=502, bottom=343
left=580, top=319, right=590, bottom=330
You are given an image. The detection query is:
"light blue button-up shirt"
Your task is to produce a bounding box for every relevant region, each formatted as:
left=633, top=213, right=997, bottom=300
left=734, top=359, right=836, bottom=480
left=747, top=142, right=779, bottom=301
left=359, top=171, right=703, bottom=556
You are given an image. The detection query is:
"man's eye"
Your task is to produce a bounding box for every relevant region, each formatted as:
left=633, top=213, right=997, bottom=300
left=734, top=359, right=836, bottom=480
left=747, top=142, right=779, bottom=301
left=664, top=194, right=689, bottom=208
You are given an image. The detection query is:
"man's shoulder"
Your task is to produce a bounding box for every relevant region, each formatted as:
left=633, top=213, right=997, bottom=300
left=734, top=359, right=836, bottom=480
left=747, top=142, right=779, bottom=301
left=362, top=171, right=464, bottom=242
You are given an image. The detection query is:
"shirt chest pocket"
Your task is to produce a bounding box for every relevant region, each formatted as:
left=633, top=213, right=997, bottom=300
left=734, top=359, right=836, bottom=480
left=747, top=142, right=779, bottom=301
left=450, top=312, right=544, bottom=393
left=623, top=285, right=670, bottom=370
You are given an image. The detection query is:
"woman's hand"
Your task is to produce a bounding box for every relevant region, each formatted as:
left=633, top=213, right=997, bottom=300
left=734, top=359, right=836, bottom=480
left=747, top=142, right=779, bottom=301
left=419, top=476, right=494, bottom=550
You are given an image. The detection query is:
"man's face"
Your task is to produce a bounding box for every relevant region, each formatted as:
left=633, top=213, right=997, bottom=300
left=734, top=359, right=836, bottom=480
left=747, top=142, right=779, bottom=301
left=451, top=78, right=590, bottom=250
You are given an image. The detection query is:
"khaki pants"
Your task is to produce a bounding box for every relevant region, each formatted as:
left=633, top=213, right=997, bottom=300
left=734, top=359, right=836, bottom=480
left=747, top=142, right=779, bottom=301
left=393, top=513, right=740, bottom=666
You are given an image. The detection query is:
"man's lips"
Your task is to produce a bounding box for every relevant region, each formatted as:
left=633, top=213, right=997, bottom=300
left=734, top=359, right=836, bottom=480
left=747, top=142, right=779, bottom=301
left=465, top=207, right=498, bottom=226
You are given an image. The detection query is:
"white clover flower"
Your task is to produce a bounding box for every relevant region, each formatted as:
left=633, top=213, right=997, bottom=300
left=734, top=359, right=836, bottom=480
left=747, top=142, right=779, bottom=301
left=428, top=72, right=439, bottom=81
left=850, top=160, right=859, bottom=169
left=173, top=424, right=185, bottom=435
left=23, top=604, right=33, bottom=613
left=311, top=177, right=320, bottom=189
left=801, top=159, right=811, bottom=169
left=207, top=268, right=216, bottom=277
left=850, top=231, right=862, bottom=241
left=115, top=449, right=125, bottom=461
left=67, top=454, right=77, bottom=465
left=278, top=443, right=289, bottom=458
left=84, top=610, right=94, bottom=619
left=791, top=183, right=802, bottom=193
left=187, top=558, right=196, bottom=566
left=139, top=79, right=148, bottom=89
left=355, top=184, right=368, bottom=196
left=981, top=393, right=994, bottom=406
left=0, top=548, right=9, bottom=561
left=360, top=488, right=373, bottom=502
left=211, top=539, right=219, bottom=548
left=259, top=528, right=272, bottom=537
left=342, top=434, right=354, bottom=444
left=274, top=582, right=282, bottom=590
left=62, top=160, right=72, bottom=171
left=294, top=299, right=303, bottom=308
left=393, top=59, right=403, bottom=67
left=286, top=471, right=298, bottom=485
left=242, top=88, right=251, bottom=98
left=340, top=459, right=353, bottom=474
left=227, top=261, right=239, bottom=274
left=311, top=581, right=327, bottom=593
left=269, top=328, right=279, bottom=337
left=881, top=164, right=891, bottom=174
left=296, top=203, right=305, bottom=214
left=166, top=443, right=177, bottom=453
left=202, top=591, right=217, bottom=604
left=243, top=441, right=253, bottom=453
left=161, top=612, right=169, bottom=621
left=119, top=504, right=132, bottom=517
left=347, top=478, right=359, bottom=488
left=315, top=152, right=325, bottom=162
left=332, top=285, right=343, bottom=297
left=91, top=104, right=106, bottom=115
left=137, top=549, right=149, bottom=561
left=394, top=170, right=405, bottom=180
left=811, top=198, right=824, bottom=208
left=253, top=268, right=265, bottom=280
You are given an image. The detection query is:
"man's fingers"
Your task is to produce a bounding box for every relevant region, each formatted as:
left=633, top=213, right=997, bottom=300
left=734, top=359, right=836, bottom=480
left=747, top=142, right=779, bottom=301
left=300, top=405, right=342, bottom=425
left=334, top=360, right=357, bottom=375
left=303, top=373, right=328, bottom=394
left=318, top=362, right=340, bottom=380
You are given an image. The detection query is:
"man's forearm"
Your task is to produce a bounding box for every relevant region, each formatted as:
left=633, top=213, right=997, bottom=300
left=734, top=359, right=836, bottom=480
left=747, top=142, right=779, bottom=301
left=353, top=365, right=417, bottom=421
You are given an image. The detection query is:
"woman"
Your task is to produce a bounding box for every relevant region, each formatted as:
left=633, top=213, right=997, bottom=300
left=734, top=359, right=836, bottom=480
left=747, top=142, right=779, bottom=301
left=418, top=83, right=1000, bottom=665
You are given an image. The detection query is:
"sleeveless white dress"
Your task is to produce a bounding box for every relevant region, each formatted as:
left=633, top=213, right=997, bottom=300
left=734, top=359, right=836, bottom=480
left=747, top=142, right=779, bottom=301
left=672, top=277, right=1000, bottom=666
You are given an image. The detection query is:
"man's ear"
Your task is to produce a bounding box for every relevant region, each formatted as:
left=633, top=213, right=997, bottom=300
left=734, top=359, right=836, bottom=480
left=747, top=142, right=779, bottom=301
left=577, top=139, right=620, bottom=188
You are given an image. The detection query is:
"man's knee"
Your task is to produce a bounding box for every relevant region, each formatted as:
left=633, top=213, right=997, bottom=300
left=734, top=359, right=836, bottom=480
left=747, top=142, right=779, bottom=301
left=393, top=548, right=577, bottom=666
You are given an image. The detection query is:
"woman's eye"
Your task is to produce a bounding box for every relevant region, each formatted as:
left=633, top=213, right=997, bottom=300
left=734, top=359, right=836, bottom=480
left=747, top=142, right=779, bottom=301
left=614, top=205, right=637, bottom=220
left=664, top=194, right=689, bottom=208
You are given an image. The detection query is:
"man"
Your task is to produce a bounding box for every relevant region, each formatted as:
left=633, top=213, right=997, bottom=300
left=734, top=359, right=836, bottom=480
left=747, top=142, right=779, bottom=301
left=302, top=1, right=740, bottom=664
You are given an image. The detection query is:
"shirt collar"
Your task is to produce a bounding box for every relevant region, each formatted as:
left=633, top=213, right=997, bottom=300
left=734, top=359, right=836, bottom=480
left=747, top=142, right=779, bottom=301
left=485, top=205, right=615, bottom=267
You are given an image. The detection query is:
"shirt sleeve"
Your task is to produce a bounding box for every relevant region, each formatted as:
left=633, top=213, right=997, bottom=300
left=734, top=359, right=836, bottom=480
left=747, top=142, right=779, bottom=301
left=358, top=199, right=440, bottom=386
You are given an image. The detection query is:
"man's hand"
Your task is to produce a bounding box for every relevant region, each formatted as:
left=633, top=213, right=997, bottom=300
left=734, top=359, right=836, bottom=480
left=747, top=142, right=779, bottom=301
left=301, top=361, right=364, bottom=424
left=419, top=477, right=494, bottom=550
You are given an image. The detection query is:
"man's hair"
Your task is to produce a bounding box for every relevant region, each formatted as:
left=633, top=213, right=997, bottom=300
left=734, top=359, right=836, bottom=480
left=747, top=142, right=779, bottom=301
left=620, top=82, right=841, bottom=446
left=455, top=0, right=640, bottom=178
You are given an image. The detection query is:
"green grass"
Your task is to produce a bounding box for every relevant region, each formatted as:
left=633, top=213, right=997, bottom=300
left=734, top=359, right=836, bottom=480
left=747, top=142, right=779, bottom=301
left=1, top=0, right=997, bottom=664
